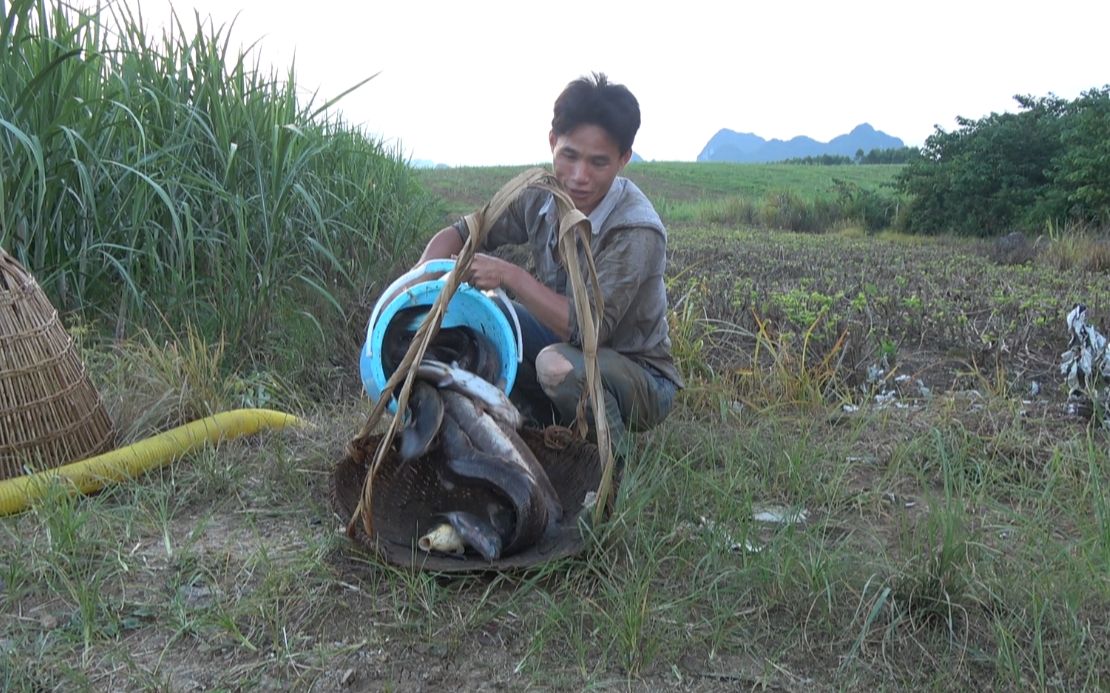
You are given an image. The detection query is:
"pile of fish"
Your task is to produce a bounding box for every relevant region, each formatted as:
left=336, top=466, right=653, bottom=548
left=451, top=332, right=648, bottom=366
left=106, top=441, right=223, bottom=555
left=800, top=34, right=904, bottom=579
left=382, top=308, right=563, bottom=561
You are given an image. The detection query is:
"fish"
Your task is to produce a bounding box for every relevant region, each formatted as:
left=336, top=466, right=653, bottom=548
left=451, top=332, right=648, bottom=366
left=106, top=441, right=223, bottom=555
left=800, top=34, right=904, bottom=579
left=424, top=327, right=474, bottom=366
left=417, top=359, right=522, bottom=430
left=437, top=409, right=545, bottom=556
left=454, top=328, right=501, bottom=387
left=440, top=391, right=563, bottom=555
left=439, top=510, right=503, bottom=562
left=494, top=419, right=563, bottom=524
left=382, top=312, right=501, bottom=388
left=398, top=380, right=443, bottom=461
left=429, top=328, right=502, bottom=387
left=380, top=306, right=429, bottom=375
left=441, top=390, right=562, bottom=522
left=417, top=523, right=465, bottom=555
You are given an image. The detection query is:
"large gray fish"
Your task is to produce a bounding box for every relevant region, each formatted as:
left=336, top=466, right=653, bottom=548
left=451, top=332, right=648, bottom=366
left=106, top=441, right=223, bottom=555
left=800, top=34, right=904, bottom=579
left=418, top=359, right=522, bottom=430
left=437, top=408, right=547, bottom=557
left=426, top=328, right=501, bottom=386
left=442, top=391, right=563, bottom=539
left=380, top=306, right=428, bottom=376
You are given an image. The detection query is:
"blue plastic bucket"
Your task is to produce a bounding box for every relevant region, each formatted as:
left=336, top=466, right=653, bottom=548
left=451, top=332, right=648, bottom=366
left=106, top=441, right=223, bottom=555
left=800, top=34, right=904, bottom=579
left=360, top=259, right=521, bottom=411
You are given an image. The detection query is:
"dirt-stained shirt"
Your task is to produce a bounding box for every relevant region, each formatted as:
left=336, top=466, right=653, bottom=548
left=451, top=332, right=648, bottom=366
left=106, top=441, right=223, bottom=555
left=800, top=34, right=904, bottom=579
left=453, top=177, right=682, bottom=387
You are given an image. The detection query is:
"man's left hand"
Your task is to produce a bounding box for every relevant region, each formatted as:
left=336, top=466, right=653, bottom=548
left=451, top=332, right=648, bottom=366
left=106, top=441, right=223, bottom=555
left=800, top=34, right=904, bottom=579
left=464, top=253, right=518, bottom=292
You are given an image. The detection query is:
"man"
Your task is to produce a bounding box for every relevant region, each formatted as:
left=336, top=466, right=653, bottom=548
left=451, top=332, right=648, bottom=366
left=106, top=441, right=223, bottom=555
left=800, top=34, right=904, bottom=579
left=415, top=73, right=681, bottom=445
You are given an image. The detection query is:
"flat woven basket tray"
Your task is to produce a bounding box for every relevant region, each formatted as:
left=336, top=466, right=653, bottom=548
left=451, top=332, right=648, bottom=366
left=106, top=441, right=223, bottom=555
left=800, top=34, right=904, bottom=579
left=0, top=249, right=115, bottom=480
left=331, top=427, right=606, bottom=572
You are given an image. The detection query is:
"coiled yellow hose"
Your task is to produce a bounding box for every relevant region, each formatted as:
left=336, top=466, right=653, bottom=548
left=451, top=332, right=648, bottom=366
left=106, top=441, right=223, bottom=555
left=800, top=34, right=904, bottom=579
left=0, top=408, right=306, bottom=516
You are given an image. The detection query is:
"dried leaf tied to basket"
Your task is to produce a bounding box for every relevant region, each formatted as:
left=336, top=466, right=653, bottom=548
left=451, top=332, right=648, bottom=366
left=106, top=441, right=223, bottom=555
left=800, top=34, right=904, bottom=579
left=339, top=168, right=616, bottom=567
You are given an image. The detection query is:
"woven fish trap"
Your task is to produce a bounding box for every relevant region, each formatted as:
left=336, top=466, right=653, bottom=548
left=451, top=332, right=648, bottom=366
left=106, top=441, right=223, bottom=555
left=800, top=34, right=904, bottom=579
left=0, top=248, right=115, bottom=480
left=332, top=427, right=608, bottom=572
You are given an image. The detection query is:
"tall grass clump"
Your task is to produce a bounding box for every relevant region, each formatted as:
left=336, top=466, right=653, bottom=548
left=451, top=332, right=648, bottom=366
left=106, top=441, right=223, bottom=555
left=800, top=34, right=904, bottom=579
left=0, top=0, right=439, bottom=391
left=1037, top=221, right=1110, bottom=273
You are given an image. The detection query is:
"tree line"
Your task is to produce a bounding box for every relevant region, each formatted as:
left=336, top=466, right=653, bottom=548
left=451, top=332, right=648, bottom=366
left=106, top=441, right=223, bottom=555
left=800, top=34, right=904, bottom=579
left=897, top=86, right=1110, bottom=236
left=781, top=148, right=919, bottom=166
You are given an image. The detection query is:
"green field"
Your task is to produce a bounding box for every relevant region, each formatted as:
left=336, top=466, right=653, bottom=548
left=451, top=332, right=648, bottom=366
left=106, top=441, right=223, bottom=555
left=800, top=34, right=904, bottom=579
left=421, top=162, right=903, bottom=230
left=2, top=3, right=1108, bottom=689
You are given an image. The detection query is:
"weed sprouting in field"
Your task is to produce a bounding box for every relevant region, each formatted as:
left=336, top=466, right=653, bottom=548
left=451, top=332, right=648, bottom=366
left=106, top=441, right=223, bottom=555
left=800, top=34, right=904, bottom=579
left=733, top=309, right=850, bottom=411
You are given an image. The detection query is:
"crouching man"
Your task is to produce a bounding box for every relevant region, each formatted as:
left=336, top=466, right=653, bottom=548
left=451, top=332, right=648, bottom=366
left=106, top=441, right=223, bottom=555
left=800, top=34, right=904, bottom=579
left=416, top=73, right=682, bottom=448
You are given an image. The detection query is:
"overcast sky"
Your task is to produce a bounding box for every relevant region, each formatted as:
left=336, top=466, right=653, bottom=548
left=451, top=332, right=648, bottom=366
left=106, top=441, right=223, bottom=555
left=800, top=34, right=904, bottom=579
left=134, top=0, right=1108, bottom=166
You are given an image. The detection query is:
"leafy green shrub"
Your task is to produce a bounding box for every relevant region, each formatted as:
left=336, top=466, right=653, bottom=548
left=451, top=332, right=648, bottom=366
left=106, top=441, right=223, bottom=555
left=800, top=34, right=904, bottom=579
left=897, top=87, right=1110, bottom=236
left=699, top=195, right=758, bottom=228
left=1052, top=86, right=1110, bottom=225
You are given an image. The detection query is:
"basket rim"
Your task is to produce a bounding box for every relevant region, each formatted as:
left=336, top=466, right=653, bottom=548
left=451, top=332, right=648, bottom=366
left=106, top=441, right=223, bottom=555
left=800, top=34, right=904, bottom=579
left=331, top=427, right=610, bottom=573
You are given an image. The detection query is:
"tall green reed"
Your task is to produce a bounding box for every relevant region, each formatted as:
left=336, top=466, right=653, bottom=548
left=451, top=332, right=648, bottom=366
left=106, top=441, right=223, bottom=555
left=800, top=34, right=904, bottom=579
left=1, top=0, right=438, bottom=389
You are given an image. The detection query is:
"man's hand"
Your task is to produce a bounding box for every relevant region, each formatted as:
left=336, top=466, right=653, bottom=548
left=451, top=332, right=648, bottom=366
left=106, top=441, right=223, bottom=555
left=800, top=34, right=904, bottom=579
left=465, top=253, right=519, bottom=293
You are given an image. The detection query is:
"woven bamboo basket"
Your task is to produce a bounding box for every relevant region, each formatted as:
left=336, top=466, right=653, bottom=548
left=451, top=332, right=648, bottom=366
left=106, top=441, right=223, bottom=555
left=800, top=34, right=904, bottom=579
left=0, top=248, right=115, bottom=480
left=332, top=427, right=610, bottom=572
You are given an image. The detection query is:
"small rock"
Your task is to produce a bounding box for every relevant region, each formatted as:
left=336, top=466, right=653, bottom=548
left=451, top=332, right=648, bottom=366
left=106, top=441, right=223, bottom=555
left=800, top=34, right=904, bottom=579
left=177, top=584, right=215, bottom=608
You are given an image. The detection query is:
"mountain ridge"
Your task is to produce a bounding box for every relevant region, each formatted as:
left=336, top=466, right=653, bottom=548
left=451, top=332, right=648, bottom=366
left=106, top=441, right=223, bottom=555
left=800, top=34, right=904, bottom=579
left=697, top=123, right=904, bottom=163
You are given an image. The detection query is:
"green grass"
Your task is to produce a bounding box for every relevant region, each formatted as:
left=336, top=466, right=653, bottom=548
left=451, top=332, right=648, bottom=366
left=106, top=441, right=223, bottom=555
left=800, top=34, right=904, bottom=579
left=1, top=1, right=1108, bottom=689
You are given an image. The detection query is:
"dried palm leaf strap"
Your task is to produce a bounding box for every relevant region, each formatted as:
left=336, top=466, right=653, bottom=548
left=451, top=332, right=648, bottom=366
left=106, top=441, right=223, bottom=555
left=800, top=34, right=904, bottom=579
left=344, top=167, right=614, bottom=538
left=526, top=179, right=612, bottom=526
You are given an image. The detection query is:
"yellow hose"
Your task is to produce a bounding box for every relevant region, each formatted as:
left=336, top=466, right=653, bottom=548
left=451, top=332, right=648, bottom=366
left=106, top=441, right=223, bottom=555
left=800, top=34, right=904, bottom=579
left=0, top=408, right=306, bottom=516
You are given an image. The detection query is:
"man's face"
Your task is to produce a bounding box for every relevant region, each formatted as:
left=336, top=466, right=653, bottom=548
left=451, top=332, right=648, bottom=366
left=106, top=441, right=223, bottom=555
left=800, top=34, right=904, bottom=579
left=550, top=124, right=631, bottom=216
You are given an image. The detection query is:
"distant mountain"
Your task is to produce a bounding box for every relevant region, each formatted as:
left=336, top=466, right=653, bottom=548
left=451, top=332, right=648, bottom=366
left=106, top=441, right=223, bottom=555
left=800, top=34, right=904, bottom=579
left=697, top=123, right=904, bottom=163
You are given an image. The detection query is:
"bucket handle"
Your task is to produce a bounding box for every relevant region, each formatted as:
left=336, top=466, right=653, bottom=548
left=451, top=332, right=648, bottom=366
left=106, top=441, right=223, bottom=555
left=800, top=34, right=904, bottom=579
left=488, top=287, right=524, bottom=363
left=365, top=259, right=523, bottom=364
left=365, top=259, right=458, bottom=358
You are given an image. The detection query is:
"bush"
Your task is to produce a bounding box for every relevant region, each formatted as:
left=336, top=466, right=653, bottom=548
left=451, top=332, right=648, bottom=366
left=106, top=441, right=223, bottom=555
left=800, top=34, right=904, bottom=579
left=897, top=87, right=1110, bottom=236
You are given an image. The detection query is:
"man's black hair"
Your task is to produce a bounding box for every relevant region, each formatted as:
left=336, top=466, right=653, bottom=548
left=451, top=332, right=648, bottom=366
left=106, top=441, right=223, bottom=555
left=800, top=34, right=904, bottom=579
left=552, top=73, right=640, bottom=155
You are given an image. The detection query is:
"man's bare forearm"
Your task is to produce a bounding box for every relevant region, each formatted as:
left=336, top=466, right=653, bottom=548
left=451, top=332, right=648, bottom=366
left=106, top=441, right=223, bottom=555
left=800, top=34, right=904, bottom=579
left=418, top=226, right=464, bottom=263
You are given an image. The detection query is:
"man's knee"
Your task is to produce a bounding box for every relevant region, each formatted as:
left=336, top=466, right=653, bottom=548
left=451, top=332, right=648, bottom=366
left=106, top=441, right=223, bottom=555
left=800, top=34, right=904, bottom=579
left=535, top=345, right=575, bottom=392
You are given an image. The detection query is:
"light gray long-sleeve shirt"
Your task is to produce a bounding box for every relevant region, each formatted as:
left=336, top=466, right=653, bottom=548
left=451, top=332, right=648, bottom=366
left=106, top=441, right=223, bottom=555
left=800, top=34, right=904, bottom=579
left=453, top=176, right=683, bottom=388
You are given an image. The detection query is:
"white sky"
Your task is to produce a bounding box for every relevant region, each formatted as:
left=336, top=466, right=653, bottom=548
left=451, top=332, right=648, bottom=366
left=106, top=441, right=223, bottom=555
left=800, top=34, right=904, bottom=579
left=132, top=0, right=1108, bottom=166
